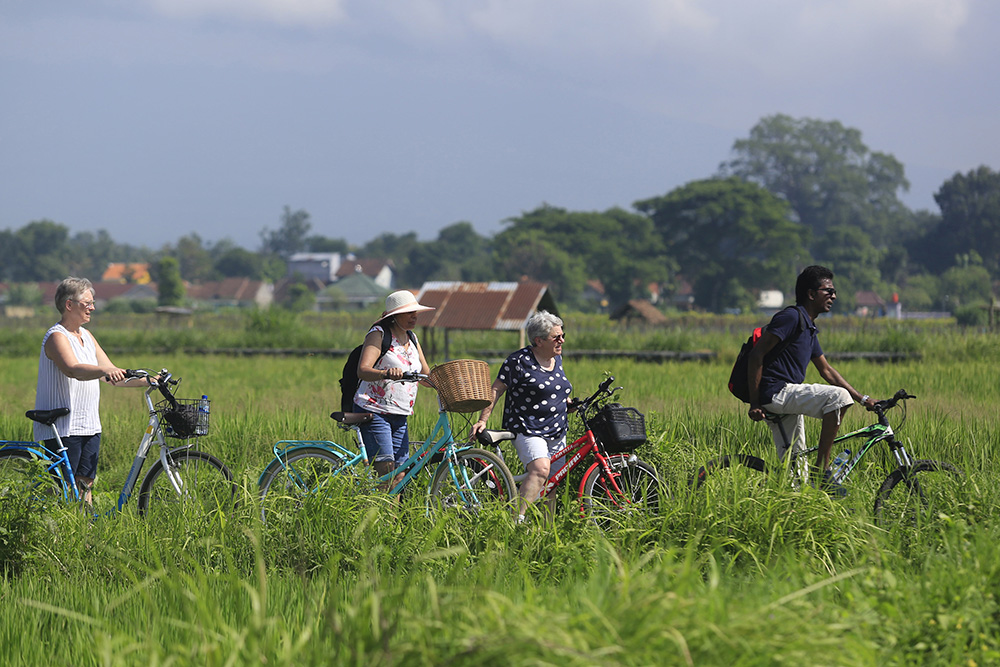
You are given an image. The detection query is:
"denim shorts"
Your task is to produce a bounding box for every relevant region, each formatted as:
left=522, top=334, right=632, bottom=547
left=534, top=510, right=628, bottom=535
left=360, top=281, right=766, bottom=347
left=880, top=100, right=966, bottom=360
left=354, top=404, right=409, bottom=465
left=46, top=433, right=101, bottom=479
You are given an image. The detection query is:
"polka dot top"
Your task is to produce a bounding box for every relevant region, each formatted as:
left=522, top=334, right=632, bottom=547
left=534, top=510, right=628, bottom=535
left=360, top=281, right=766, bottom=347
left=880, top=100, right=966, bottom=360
left=497, top=346, right=573, bottom=439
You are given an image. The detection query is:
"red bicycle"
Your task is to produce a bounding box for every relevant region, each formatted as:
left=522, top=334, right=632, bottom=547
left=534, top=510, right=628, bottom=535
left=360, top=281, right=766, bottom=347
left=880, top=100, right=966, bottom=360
left=476, top=376, right=663, bottom=528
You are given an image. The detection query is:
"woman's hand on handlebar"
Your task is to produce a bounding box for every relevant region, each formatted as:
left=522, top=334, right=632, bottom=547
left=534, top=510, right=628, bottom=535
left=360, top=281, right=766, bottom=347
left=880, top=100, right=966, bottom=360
left=470, top=418, right=488, bottom=437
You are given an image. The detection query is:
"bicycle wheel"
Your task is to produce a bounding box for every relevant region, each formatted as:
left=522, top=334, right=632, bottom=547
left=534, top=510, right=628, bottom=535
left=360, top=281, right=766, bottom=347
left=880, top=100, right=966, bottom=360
left=428, top=448, right=517, bottom=514
left=690, top=454, right=768, bottom=490
left=0, top=450, right=67, bottom=502
left=258, top=447, right=355, bottom=522
left=873, top=459, right=963, bottom=529
left=581, top=456, right=662, bottom=529
left=137, top=450, right=236, bottom=521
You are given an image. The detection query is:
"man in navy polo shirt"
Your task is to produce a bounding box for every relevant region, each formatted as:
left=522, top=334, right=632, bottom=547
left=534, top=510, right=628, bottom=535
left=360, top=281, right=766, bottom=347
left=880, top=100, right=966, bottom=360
left=747, top=265, right=876, bottom=490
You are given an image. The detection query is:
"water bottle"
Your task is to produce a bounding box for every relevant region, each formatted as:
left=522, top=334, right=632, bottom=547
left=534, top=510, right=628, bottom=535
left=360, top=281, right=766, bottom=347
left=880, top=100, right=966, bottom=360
left=198, top=395, right=210, bottom=435
left=830, top=449, right=851, bottom=480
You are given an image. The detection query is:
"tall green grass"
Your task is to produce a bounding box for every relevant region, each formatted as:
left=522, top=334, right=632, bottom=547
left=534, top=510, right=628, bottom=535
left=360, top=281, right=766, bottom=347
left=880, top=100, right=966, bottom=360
left=2, top=343, right=999, bottom=665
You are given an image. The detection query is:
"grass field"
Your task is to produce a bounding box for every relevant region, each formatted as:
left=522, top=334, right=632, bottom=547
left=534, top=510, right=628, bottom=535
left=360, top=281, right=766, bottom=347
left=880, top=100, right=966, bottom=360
left=1, top=323, right=999, bottom=665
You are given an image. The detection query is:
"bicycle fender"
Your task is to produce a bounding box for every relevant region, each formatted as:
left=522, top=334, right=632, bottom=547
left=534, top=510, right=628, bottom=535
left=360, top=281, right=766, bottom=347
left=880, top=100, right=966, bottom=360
left=577, top=460, right=604, bottom=499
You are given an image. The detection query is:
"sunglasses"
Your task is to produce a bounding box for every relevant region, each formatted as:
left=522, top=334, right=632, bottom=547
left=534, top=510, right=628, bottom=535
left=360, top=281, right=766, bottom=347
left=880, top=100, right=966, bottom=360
left=816, top=287, right=837, bottom=296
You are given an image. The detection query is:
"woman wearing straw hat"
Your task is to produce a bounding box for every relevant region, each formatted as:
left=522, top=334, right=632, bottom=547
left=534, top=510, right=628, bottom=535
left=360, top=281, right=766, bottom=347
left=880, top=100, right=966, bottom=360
left=354, top=290, right=435, bottom=488
left=470, top=310, right=572, bottom=522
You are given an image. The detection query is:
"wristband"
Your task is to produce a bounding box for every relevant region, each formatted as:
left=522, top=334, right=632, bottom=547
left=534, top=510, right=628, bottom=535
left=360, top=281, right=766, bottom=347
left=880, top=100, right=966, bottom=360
left=860, top=394, right=870, bottom=404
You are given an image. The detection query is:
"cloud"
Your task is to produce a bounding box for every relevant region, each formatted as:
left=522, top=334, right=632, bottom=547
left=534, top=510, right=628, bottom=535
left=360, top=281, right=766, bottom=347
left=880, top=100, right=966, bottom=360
left=147, top=0, right=347, bottom=27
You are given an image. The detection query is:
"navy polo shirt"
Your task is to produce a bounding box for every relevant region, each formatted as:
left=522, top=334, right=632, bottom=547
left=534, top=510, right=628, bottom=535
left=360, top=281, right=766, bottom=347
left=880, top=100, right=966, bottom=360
left=759, top=306, right=823, bottom=404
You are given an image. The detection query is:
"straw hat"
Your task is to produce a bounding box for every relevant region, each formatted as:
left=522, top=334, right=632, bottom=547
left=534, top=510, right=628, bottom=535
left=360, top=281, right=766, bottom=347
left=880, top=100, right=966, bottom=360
left=375, top=290, right=435, bottom=325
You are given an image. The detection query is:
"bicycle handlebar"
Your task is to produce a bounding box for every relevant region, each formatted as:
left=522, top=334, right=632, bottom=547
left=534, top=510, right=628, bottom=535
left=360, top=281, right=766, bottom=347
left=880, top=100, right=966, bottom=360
left=573, top=376, right=619, bottom=413
left=871, top=389, right=915, bottom=415
left=125, top=368, right=180, bottom=407
left=390, top=372, right=428, bottom=383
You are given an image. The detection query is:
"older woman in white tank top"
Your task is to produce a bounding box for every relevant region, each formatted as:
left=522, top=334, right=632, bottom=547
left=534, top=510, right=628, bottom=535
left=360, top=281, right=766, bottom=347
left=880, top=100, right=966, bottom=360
left=35, top=277, right=143, bottom=506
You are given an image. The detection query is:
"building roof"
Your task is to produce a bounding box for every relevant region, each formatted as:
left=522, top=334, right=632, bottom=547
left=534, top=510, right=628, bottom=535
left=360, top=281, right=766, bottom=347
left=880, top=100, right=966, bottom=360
left=185, top=278, right=267, bottom=301
left=610, top=299, right=667, bottom=325
left=336, top=258, right=393, bottom=279
left=102, top=262, right=152, bottom=284
left=332, top=272, right=389, bottom=298
left=415, top=280, right=557, bottom=330
left=855, top=291, right=887, bottom=308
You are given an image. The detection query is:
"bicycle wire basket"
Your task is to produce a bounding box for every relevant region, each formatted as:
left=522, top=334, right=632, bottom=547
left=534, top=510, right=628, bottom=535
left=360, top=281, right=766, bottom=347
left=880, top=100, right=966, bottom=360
left=156, top=398, right=210, bottom=439
left=590, top=403, right=647, bottom=453
left=429, top=359, right=493, bottom=413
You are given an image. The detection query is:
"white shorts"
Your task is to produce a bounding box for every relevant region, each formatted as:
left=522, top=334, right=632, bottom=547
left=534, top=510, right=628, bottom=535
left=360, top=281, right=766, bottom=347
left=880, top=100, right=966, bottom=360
left=764, top=383, right=853, bottom=462
left=513, top=433, right=566, bottom=468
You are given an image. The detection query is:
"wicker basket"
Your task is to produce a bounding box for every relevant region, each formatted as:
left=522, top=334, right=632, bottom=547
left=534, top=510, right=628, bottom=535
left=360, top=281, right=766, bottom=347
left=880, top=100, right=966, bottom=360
left=429, top=359, right=492, bottom=413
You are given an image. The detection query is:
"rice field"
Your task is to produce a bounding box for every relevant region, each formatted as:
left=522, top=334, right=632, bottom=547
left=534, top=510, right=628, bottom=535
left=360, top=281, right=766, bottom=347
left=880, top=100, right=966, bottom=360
left=1, top=321, right=999, bottom=665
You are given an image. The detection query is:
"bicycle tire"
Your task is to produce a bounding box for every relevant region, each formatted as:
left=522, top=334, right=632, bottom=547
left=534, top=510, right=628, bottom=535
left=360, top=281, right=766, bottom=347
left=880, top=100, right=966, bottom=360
left=0, top=449, right=67, bottom=502
left=581, top=456, right=662, bottom=529
left=428, top=448, right=517, bottom=514
left=873, top=459, right=963, bottom=529
left=258, top=447, right=355, bottom=522
left=690, top=454, right=768, bottom=490
left=137, top=450, right=236, bottom=521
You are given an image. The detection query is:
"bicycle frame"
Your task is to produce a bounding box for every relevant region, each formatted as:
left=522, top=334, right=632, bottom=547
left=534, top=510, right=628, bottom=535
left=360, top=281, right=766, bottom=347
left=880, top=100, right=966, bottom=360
left=262, top=405, right=475, bottom=497
left=539, top=429, right=632, bottom=502
left=776, top=400, right=916, bottom=485
left=1, top=374, right=200, bottom=513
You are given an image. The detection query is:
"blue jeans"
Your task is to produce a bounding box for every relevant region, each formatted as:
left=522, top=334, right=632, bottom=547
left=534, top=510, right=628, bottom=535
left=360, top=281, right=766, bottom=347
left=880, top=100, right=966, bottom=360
left=355, top=404, right=409, bottom=465
left=46, top=433, right=101, bottom=479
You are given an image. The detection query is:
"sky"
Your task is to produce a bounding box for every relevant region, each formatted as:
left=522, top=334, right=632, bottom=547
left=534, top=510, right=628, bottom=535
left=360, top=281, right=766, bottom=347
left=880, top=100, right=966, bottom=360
left=2, top=0, right=998, bottom=251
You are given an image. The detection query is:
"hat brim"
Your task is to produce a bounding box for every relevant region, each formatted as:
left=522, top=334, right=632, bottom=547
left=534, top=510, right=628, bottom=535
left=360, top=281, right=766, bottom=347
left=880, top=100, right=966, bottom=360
left=375, top=302, right=435, bottom=326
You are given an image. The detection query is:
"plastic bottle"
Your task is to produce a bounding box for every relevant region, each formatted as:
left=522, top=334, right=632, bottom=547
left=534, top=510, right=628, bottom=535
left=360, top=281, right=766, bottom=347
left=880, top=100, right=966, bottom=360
left=198, top=395, right=210, bottom=434
left=830, top=449, right=851, bottom=479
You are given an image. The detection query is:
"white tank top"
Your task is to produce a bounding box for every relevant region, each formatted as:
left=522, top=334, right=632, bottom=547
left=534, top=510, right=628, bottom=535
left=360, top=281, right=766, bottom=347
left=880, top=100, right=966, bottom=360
left=34, top=323, right=102, bottom=440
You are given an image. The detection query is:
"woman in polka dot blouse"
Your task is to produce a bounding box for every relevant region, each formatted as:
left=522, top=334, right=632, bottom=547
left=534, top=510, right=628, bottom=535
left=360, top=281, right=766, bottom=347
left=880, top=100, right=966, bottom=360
left=472, top=310, right=573, bottom=521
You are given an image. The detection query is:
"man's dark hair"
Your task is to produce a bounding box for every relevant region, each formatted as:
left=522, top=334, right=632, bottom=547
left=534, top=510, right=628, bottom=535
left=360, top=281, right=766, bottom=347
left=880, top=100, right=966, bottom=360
left=795, top=265, right=834, bottom=304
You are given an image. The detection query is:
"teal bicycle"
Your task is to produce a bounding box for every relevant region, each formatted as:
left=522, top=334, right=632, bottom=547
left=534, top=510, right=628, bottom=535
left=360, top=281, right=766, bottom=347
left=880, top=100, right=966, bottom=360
left=257, top=373, right=517, bottom=521
left=692, top=389, right=963, bottom=528
left=0, top=368, right=236, bottom=520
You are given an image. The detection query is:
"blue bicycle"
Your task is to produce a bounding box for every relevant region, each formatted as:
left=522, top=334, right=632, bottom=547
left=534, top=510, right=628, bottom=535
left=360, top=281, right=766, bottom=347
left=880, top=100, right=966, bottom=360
left=257, top=373, right=517, bottom=521
left=0, top=368, right=236, bottom=520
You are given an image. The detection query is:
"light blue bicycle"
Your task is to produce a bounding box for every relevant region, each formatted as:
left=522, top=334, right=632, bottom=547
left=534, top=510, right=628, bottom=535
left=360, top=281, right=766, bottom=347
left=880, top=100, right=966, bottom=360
left=0, top=368, right=236, bottom=520
left=257, top=373, right=517, bottom=521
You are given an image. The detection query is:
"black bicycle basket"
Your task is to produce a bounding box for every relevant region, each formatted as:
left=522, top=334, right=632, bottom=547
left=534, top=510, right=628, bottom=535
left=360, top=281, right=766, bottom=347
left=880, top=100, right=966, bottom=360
left=590, top=403, right=647, bottom=453
left=156, top=398, right=210, bottom=439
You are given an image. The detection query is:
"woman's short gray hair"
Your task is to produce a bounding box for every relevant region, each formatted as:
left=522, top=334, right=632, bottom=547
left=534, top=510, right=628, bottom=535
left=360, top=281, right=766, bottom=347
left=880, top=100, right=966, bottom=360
left=54, top=277, right=94, bottom=314
left=526, top=310, right=563, bottom=346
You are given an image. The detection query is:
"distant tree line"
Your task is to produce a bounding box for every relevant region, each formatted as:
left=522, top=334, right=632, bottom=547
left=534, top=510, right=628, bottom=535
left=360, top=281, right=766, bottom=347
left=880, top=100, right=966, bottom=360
left=2, top=114, right=998, bottom=319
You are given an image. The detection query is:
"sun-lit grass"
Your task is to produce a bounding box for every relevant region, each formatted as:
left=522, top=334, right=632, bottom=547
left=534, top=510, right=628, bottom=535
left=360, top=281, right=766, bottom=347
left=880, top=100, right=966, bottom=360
left=2, top=319, right=1000, bottom=665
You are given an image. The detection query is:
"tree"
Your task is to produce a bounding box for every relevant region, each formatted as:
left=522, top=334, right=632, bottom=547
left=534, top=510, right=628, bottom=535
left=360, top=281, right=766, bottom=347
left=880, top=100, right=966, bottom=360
left=931, top=166, right=1000, bottom=276
left=305, top=235, right=350, bottom=254
left=213, top=245, right=264, bottom=279
left=940, top=253, right=993, bottom=310
left=406, top=222, right=493, bottom=284
left=260, top=206, right=312, bottom=259
left=719, top=114, right=912, bottom=255
left=156, top=257, right=185, bottom=307
left=492, top=205, right=668, bottom=309
left=635, top=178, right=808, bottom=313
left=3, top=220, right=71, bottom=281
left=172, top=233, right=216, bottom=283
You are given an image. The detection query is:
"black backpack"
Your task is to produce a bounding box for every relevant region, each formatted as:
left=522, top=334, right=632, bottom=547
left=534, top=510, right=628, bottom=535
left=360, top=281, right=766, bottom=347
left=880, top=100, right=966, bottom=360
left=340, top=329, right=416, bottom=412
left=728, top=306, right=807, bottom=403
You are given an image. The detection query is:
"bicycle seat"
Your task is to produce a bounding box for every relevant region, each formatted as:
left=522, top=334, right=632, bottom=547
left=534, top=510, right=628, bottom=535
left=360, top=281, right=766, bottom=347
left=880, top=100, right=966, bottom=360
left=329, top=411, right=374, bottom=425
left=25, top=408, right=70, bottom=426
left=476, top=429, right=515, bottom=446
